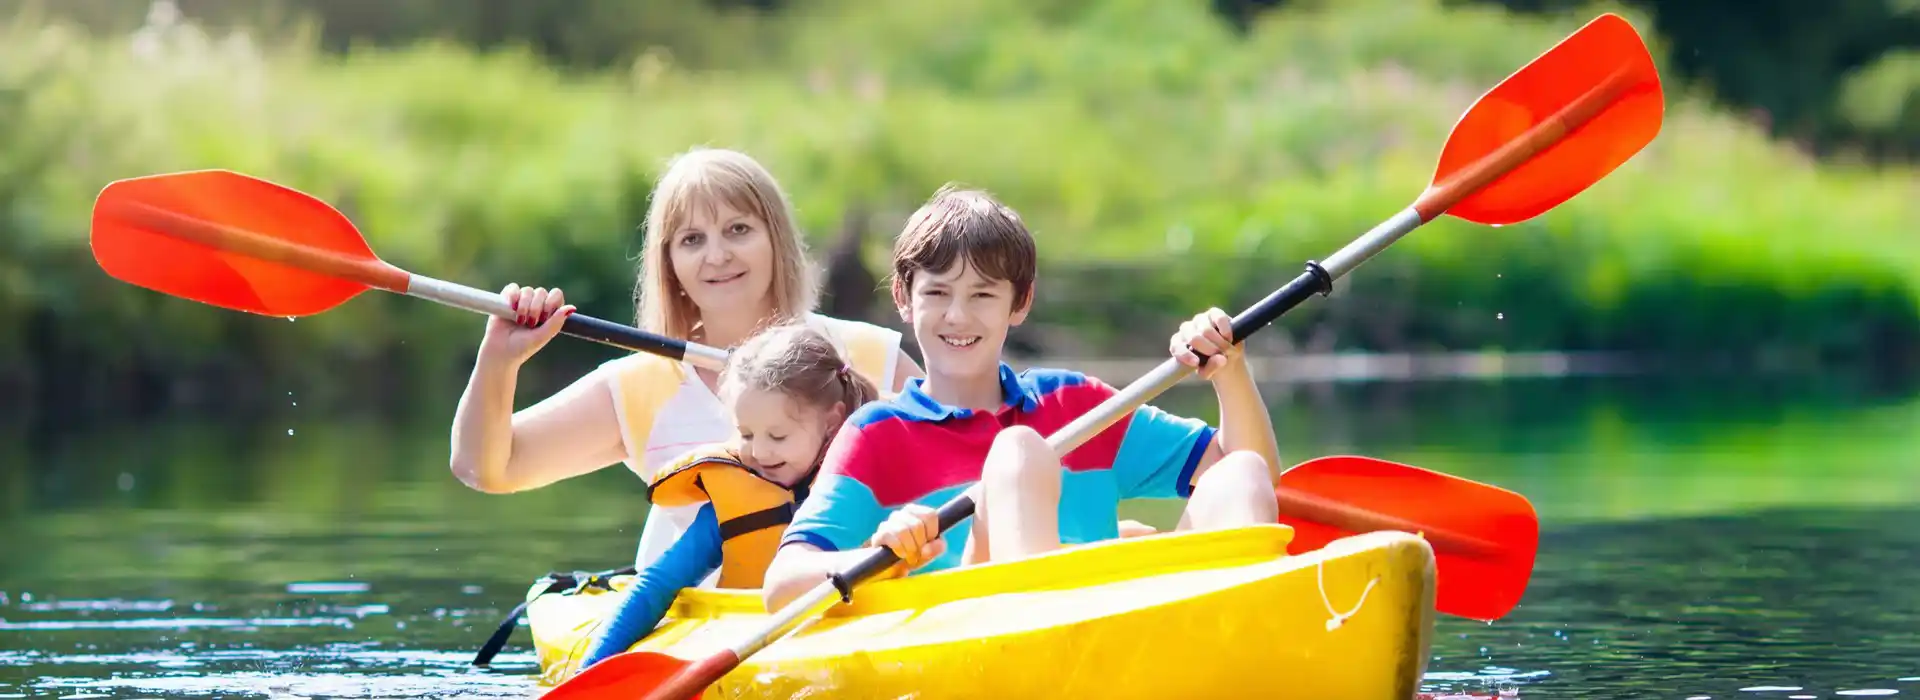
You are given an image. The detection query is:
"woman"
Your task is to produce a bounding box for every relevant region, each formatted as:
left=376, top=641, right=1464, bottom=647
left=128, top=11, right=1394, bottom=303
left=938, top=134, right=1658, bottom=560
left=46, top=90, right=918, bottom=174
left=448, top=147, right=921, bottom=583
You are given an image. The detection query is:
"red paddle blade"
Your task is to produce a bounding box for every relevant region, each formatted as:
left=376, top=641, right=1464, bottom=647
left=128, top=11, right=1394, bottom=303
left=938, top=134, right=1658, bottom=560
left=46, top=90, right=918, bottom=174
left=90, top=169, right=398, bottom=317
left=1418, top=12, right=1664, bottom=225
left=1276, top=456, right=1539, bottom=622
left=541, top=651, right=694, bottom=700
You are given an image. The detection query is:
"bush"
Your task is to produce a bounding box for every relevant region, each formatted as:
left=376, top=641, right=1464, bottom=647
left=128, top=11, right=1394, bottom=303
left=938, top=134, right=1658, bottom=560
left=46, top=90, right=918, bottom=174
left=0, top=0, right=1912, bottom=407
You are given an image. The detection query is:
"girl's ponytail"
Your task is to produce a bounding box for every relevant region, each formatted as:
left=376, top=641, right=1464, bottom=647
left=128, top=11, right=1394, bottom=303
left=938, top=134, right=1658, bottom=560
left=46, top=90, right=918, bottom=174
left=833, top=363, right=880, bottom=418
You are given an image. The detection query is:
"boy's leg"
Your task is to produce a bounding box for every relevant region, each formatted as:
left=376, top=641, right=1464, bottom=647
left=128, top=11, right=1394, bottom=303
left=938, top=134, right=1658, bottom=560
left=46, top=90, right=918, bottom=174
left=1179, top=450, right=1278, bottom=531
left=964, top=425, right=1064, bottom=564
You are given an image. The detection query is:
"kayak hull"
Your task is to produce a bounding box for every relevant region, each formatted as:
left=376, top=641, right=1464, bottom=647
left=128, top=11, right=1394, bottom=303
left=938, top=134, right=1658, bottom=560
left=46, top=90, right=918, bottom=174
left=525, top=524, right=1436, bottom=699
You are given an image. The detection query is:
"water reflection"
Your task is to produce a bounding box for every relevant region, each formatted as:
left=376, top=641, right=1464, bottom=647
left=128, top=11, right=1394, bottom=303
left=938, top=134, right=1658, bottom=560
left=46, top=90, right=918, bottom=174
left=3, top=374, right=1918, bottom=698
left=1421, top=506, right=1920, bottom=698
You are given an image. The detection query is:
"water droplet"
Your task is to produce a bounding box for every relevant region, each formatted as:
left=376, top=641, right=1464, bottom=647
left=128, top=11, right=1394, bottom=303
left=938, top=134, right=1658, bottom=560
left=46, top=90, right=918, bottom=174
left=117, top=473, right=135, bottom=492
left=1742, top=687, right=1803, bottom=692
left=1496, top=313, right=1506, bottom=320
left=286, top=428, right=295, bottom=436
left=286, top=317, right=296, bottom=322
left=1491, top=224, right=1504, bottom=228
left=1837, top=691, right=1899, bottom=697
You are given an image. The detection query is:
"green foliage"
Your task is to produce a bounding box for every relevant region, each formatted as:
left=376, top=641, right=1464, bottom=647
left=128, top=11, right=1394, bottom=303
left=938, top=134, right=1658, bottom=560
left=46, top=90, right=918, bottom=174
left=0, top=0, right=1913, bottom=398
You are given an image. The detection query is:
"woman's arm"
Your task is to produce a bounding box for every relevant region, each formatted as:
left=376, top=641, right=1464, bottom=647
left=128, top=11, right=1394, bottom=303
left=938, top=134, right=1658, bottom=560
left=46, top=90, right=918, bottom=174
left=449, top=359, right=628, bottom=494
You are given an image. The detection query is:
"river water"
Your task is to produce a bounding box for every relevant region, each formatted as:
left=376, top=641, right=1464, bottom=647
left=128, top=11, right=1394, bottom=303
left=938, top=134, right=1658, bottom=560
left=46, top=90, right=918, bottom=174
left=3, top=371, right=1917, bottom=698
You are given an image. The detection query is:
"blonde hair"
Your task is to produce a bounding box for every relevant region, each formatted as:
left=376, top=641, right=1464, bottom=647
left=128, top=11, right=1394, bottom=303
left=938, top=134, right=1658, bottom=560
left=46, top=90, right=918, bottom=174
left=719, top=321, right=879, bottom=428
left=634, top=147, right=820, bottom=341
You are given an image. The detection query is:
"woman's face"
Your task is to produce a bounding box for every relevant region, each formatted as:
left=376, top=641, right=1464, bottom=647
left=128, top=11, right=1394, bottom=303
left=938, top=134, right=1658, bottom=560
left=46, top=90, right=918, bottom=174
left=668, top=199, right=776, bottom=323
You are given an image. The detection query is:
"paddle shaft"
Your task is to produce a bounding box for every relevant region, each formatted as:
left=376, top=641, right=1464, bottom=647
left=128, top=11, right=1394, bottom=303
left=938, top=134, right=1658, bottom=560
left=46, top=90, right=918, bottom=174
left=692, top=211, right=1438, bottom=682
left=405, top=275, right=728, bottom=370
left=105, top=200, right=729, bottom=371
left=833, top=208, right=1431, bottom=586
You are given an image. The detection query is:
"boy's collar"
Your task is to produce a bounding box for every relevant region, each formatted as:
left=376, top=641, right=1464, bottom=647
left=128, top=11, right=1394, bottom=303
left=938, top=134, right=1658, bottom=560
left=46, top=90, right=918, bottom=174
left=895, top=362, right=1041, bottom=420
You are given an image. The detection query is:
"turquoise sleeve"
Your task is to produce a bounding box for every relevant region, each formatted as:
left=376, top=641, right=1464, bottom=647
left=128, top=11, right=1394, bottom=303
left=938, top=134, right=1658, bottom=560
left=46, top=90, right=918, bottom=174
left=1112, top=405, right=1218, bottom=499
left=579, top=503, right=723, bottom=669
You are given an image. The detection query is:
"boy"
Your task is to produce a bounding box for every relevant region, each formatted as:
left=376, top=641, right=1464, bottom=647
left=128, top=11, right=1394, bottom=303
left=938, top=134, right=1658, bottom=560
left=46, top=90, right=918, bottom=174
left=762, top=185, right=1282, bottom=610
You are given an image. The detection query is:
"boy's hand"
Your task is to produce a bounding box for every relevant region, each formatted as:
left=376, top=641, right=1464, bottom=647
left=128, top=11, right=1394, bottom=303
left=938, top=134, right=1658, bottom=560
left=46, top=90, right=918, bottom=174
left=1170, top=307, right=1243, bottom=381
left=867, top=504, right=947, bottom=578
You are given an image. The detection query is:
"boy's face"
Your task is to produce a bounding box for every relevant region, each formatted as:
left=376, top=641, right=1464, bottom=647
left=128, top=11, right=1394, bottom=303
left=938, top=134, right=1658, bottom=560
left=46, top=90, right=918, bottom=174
left=899, top=259, right=1031, bottom=385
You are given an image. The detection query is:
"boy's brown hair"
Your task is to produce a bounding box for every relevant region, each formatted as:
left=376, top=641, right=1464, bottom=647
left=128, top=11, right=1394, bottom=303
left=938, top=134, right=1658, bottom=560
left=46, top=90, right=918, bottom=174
left=887, top=185, right=1038, bottom=310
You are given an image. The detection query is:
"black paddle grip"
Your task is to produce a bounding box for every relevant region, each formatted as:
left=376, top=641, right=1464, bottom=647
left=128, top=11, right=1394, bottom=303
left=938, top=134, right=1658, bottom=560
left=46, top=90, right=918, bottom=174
left=560, top=312, right=689, bottom=359
left=1192, top=262, right=1334, bottom=364
left=1231, top=261, right=1335, bottom=342
left=830, top=494, right=978, bottom=603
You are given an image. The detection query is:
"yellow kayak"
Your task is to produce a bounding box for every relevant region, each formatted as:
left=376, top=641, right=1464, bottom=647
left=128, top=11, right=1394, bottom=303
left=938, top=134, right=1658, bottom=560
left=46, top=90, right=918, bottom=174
left=526, top=525, right=1443, bottom=694
left=520, top=524, right=1437, bottom=699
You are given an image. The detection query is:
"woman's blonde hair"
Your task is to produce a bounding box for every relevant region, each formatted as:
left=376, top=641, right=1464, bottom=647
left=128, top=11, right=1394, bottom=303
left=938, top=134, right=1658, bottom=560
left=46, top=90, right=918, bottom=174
left=635, top=147, right=820, bottom=341
left=719, top=321, right=879, bottom=430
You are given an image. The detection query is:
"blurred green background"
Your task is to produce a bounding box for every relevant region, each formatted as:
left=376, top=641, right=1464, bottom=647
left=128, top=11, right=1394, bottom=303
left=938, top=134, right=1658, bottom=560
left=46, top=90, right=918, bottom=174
left=0, top=0, right=1914, bottom=418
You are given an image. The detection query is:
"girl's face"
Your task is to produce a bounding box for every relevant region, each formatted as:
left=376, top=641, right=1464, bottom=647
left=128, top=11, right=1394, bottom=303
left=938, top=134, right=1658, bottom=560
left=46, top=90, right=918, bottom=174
left=730, top=387, right=844, bottom=488
left=668, top=198, right=776, bottom=322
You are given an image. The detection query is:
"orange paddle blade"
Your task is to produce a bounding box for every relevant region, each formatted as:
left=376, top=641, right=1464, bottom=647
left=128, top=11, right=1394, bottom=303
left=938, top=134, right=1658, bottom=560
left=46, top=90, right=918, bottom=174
left=541, top=652, right=694, bottom=700
left=90, top=169, right=407, bottom=317
left=1275, top=456, right=1539, bottom=622
left=1418, top=12, right=1663, bottom=225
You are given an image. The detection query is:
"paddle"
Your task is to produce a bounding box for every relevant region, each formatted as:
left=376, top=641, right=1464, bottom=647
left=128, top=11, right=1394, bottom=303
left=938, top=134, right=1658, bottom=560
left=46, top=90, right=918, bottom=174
left=1275, top=455, right=1538, bottom=623
left=557, top=11, right=1663, bottom=700
left=87, top=170, right=730, bottom=371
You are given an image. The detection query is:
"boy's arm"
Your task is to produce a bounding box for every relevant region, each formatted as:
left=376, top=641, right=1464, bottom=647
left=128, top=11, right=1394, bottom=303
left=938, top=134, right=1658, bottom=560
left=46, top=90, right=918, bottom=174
left=1197, top=359, right=1281, bottom=485
left=762, top=541, right=888, bottom=611
left=1109, top=308, right=1282, bottom=499
left=578, top=503, right=724, bottom=669
left=1177, top=307, right=1281, bottom=485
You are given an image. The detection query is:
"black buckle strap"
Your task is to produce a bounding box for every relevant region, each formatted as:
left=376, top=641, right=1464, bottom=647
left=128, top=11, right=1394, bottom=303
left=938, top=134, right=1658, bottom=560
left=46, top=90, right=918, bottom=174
left=470, top=566, right=637, bottom=667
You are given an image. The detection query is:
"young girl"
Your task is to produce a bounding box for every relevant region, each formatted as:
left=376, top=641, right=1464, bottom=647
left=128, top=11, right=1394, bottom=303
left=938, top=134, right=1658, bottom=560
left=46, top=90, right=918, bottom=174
left=575, top=321, right=878, bottom=670
left=447, top=147, right=923, bottom=587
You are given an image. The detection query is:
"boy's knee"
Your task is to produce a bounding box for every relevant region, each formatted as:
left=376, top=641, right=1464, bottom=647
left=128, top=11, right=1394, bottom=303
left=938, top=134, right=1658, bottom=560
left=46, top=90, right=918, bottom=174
left=1197, top=450, right=1272, bottom=490
left=1185, top=451, right=1277, bottom=529
left=990, top=424, right=1046, bottom=453
left=984, top=425, right=1057, bottom=484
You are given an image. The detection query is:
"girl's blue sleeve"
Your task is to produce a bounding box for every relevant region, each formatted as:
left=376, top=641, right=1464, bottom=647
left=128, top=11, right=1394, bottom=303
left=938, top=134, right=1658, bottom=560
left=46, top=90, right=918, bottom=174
left=578, top=503, right=723, bottom=669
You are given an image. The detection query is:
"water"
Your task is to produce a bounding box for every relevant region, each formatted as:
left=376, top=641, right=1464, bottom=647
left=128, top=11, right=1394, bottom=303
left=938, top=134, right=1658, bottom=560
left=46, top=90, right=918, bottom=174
left=3, top=372, right=1918, bottom=698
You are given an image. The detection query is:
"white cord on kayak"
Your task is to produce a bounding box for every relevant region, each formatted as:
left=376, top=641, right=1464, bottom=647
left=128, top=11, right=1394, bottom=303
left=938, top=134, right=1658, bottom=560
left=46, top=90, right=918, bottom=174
left=1318, top=558, right=1380, bottom=632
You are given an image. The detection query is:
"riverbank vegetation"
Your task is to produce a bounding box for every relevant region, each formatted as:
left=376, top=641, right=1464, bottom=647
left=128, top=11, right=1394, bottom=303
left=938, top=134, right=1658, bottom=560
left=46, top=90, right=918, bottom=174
left=0, top=0, right=1913, bottom=413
